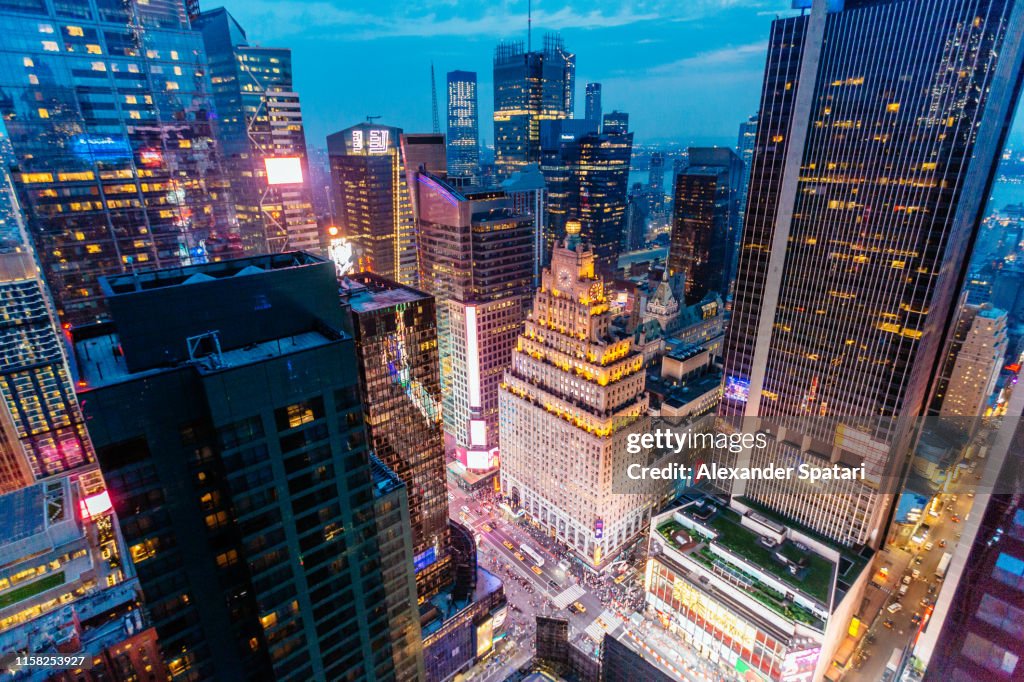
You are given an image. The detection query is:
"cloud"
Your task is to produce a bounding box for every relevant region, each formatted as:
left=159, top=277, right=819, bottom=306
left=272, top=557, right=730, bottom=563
left=228, top=0, right=772, bottom=42
left=647, top=41, right=768, bottom=75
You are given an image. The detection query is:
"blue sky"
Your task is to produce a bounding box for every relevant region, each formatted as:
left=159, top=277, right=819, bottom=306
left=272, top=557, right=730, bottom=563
left=217, top=0, right=1024, bottom=152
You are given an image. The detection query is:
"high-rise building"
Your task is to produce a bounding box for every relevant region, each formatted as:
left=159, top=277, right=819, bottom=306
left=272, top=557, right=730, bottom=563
left=930, top=302, right=1008, bottom=419
left=412, top=173, right=534, bottom=472
left=194, top=8, right=318, bottom=254
left=0, top=0, right=235, bottom=326
left=647, top=152, right=667, bottom=224
left=719, top=0, right=1024, bottom=548
left=668, top=147, right=743, bottom=304
left=493, top=35, right=575, bottom=179
left=624, top=183, right=649, bottom=252
left=541, top=122, right=633, bottom=278
left=585, top=82, right=602, bottom=129
left=327, top=123, right=418, bottom=286
left=500, top=163, right=548, bottom=287
left=446, top=70, right=480, bottom=178
left=602, top=110, right=629, bottom=135
left=736, top=114, right=758, bottom=228
left=340, top=273, right=451, bottom=599
left=499, top=223, right=651, bottom=567
left=73, top=253, right=404, bottom=681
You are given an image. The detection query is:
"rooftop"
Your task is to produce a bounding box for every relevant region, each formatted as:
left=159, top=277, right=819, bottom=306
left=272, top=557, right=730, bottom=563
left=0, top=484, right=46, bottom=546
left=75, top=329, right=334, bottom=388
left=341, top=275, right=430, bottom=313
left=101, top=252, right=325, bottom=296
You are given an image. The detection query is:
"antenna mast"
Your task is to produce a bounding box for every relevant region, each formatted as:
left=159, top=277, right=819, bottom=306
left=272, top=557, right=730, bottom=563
left=527, top=0, right=532, bottom=52
left=430, top=63, right=440, bottom=134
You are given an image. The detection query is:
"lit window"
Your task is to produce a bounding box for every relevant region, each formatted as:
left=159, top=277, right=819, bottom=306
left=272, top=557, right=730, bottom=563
left=66, top=26, right=84, bottom=37
left=37, top=108, right=49, bottom=119
left=42, top=41, right=59, bottom=52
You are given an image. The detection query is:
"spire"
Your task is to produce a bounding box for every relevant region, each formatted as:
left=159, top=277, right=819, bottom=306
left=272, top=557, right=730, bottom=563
left=527, top=0, right=532, bottom=53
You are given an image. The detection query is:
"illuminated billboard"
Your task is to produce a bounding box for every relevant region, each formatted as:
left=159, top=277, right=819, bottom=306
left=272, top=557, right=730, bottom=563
left=475, top=617, right=494, bottom=658
left=264, top=156, right=304, bottom=185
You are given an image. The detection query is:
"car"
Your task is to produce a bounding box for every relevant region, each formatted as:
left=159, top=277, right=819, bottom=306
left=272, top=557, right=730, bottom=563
left=503, top=540, right=514, bottom=550
left=899, top=585, right=909, bottom=596
left=567, top=602, right=580, bottom=614
left=903, top=575, right=912, bottom=585
left=911, top=613, right=922, bottom=625
left=481, top=524, right=492, bottom=533
left=924, top=541, right=934, bottom=551
left=514, top=552, right=526, bottom=561
left=548, top=580, right=558, bottom=588
left=531, top=566, right=543, bottom=575
left=920, top=598, right=932, bottom=608
left=912, top=569, right=921, bottom=580
left=939, top=539, right=947, bottom=548
left=883, top=619, right=895, bottom=629
left=461, top=505, right=470, bottom=514
left=914, top=556, right=923, bottom=565
left=573, top=601, right=587, bottom=613
left=887, top=602, right=903, bottom=614
left=951, top=515, right=961, bottom=523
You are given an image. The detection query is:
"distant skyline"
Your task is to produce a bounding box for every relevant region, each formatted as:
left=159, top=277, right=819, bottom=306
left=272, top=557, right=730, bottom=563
left=215, top=0, right=1024, bottom=150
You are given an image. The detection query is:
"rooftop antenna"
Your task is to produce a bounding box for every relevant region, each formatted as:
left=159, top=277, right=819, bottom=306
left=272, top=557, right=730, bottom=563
left=430, top=63, right=440, bottom=134
left=366, top=114, right=381, bottom=123
left=527, top=0, right=532, bottom=52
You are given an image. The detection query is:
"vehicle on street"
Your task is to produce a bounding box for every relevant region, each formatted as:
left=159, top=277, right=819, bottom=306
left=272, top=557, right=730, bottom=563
left=514, top=552, right=525, bottom=561
left=912, top=569, right=921, bottom=579
left=936, top=552, right=952, bottom=579
left=481, top=524, right=492, bottom=533
left=503, top=540, right=514, bottom=550
left=939, top=539, right=947, bottom=548
left=899, top=585, right=909, bottom=596
left=911, top=613, right=922, bottom=625
left=883, top=619, right=895, bottom=629
left=924, top=541, right=934, bottom=551
left=573, top=601, right=587, bottom=613
left=887, top=602, right=903, bottom=614
left=902, top=575, right=911, bottom=585
left=461, top=505, right=470, bottom=514
left=520, top=544, right=545, bottom=567
left=531, top=566, right=542, bottom=576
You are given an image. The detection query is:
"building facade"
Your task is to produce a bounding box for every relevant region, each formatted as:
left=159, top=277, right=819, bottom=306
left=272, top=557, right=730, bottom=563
left=719, top=0, right=1024, bottom=548
left=736, top=113, right=758, bottom=231
left=74, top=253, right=403, bottom=681
left=0, top=0, right=235, bottom=325
left=327, top=123, right=418, bottom=287
left=668, top=147, right=743, bottom=304
left=584, top=82, right=602, bottom=129
left=446, top=70, right=480, bottom=179
left=492, top=35, right=575, bottom=179
left=499, top=225, right=651, bottom=567
left=194, top=8, right=318, bottom=254
left=930, top=302, right=1008, bottom=419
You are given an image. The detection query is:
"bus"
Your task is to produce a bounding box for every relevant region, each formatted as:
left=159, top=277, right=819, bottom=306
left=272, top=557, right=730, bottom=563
left=884, top=647, right=902, bottom=681
left=520, top=544, right=545, bottom=567
left=936, top=552, right=952, bottom=579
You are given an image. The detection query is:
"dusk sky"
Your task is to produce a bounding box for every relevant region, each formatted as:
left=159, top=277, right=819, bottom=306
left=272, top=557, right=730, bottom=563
left=219, top=0, right=1024, bottom=152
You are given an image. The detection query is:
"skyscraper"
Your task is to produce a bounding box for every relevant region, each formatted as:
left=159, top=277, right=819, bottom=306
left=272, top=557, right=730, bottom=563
left=194, top=8, right=318, bottom=254
left=720, top=0, right=1024, bottom=548
left=493, top=35, right=575, bottom=179
left=446, top=70, right=480, bottom=178
left=327, top=122, right=418, bottom=286
left=74, top=253, right=403, bottom=681
left=736, top=114, right=758, bottom=228
left=585, top=82, right=603, bottom=129
left=668, top=147, right=743, bottom=304
left=602, top=110, right=629, bottom=135
left=340, top=273, right=451, bottom=600
left=624, top=183, right=649, bottom=252
left=0, top=0, right=235, bottom=326
left=412, top=173, right=534, bottom=472
left=647, top=151, right=667, bottom=225
left=929, top=302, right=1008, bottom=419
left=500, top=163, right=548, bottom=287
left=541, top=121, right=633, bottom=278
left=499, top=222, right=651, bottom=567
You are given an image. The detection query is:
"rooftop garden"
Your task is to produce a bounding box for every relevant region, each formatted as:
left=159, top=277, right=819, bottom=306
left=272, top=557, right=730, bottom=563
left=0, top=571, right=65, bottom=610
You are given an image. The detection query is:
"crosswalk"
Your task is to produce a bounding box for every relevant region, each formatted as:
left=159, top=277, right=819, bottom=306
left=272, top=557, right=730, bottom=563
left=551, top=584, right=586, bottom=609
left=584, top=609, right=623, bottom=642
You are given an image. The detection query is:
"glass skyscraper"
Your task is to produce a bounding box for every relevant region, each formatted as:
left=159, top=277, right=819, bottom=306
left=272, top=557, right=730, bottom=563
left=720, top=0, right=1024, bottom=547
left=446, top=70, right=479, bottom=179
left=493, top=34, right=575, bottom=179
left=194, top=8, right=318, bottom=255
left=585, top=82, right=602, bottom=130
left=0, top=0, right=235, bottom=326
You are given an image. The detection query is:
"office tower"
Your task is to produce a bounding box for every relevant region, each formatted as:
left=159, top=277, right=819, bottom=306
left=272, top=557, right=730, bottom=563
left=624, top=183, right=649, bottom=252
left=0, top=473, right=167, bottom=680
left=340, top=273, right=451, bottom=599
left=647, top=152, right=666, bottom=224
left=499, top=223, right=651, bottom=567
left=493, top=34, right=575, bottom=179
left=0, top=128, right=18, bottom=248
left=585, top=82, right=603, bottom=129
left=930, top=302, right=1008, bottom=419
left=500, top=163, right=548, bottom=287
left=369, top=455, right=427, bottom=682
left=541, top=120, right=633, bottom=278
left=719, top=0, right=1024, bottom=547
left=73, top=253, right=403, bottom=681
left=306, top=147, right=334, bottom=217
left=195, top=9, right=318, bottom=255
left=413, top=173, right=534, bottom=472
left=736, top=114, right=758, bottom=227
left=602, top=110, right=629, bottom=135
left=0, top=0, right=235, bottom=326
left=327, top=122, right=418, bottom=286
left=668, top=147, right=743, bottom=304
left=446, top=71, right=480, bottom=178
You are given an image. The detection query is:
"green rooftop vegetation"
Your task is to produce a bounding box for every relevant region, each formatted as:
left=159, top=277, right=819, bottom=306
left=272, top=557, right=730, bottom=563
left=0, top=571, right=64, bottom=610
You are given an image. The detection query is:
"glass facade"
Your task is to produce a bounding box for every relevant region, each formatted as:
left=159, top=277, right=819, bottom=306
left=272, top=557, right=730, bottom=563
left=492, top=34, right=575, bottom=180
left=446, top=70, right=479, bottom=179
left=719, top=0, right=1024, bottom=546
left=0, top=0, right=236, bottom=326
